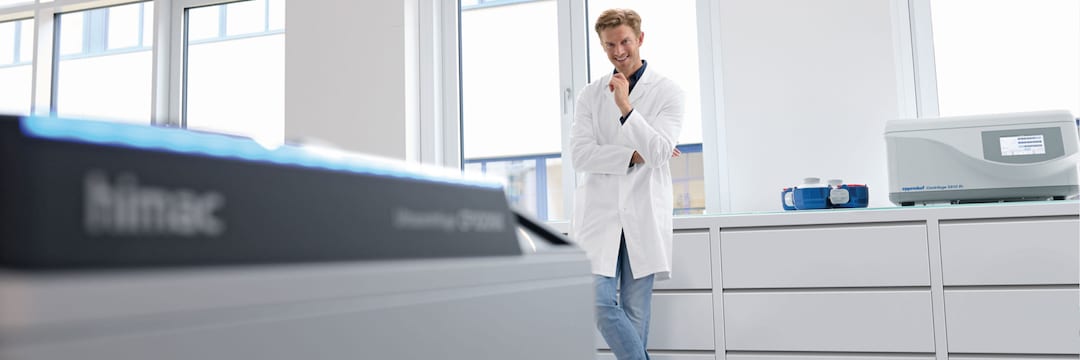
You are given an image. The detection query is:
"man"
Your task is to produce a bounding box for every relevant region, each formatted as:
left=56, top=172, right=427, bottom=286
left=569, top=8, right=685, bottom=360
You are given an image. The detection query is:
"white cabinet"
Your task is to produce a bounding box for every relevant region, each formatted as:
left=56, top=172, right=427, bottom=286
left=590, top=201, right=1079, bottom=359
left=597, top=293, right=715, bottom=351
left=647, top=293, right=715, bottom=350
left=597, top=353, right=715, bottom=360
left=727, top=355, right=934, bottom=360
left=944, top=288, right=1080, bottom=354
left=720, top=224, right=930, bottom=288
left=595, top=230, right=715, bottom=356
left=719, top=222, right=936, bottom=355
left=937, top=215, right=1079, bottom=356
left=939, top=218, right=1080, bottom=285
left=947, top=357, right=1077, bottom=360
left=656, top=231, right=712, bottom=290
left=723, top=290, right=935, bottom=352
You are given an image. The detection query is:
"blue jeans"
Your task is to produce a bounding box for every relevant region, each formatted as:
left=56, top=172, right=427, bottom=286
left=594, top=236, right=654, bottom=360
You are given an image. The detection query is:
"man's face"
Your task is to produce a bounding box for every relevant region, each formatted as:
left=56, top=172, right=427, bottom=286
left=598, top=24, right=643, bottom=74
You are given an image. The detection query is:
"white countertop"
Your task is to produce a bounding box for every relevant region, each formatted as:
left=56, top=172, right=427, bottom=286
left=550, top=201, right=1080, bottom=231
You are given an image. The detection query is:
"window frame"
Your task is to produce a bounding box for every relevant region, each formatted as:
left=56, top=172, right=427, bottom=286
left=0, top=16, right=34, bottom=114
left=0, top=17, right=34, bottom=66
left=50, top=2, right=156, bottom=120
left=906, top=0, right=941, bottom=118
left=0, top=0, right=282, bottom=126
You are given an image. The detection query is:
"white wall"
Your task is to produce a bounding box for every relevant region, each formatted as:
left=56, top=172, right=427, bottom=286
left=285, top=0, right=416, bottom=159
left=717, top=0, right=906, bottom=212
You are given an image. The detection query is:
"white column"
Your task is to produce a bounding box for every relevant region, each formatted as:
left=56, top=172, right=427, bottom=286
left=285, top=0, right=414, bottom=160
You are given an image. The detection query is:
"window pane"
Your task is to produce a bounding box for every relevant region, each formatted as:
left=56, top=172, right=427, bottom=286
left=186, top=5, right=220, bottom=42
left=268, top=0, right=284, bottom=30
left=931, top=0, right=1080, bottom=116
left=58, top=11, right=84, bottom=56
left=586, top=1, right=707, bottom=215
left=464, top=162, right=483, bottom=175
left=0, top=18, right=32, bottom=115
left=0, top=21, right=13, bottom=64
left=141, top=2, right=154, bottom=47
left=225, top=0, right=265, bottom=36
left=107, top=2, right=140, bottom=49
left=17, top=18, right=31, bottom=62
left=185, top=1, right=284, bottom=147
left=461, top=0, right=564, bottom=220
left=496, top=160, right=538, bottom=215
left=671, top=147, right=705, bottom=215
left=55, top=4, right=152, bottom=123
left=544, top=157, right=565, bottom=220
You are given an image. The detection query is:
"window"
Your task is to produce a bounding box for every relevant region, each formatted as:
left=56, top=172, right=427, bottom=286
left=460, top=0, right=712, bottom=220
left=586, top=0, right=706, bottom=215
left=929, top=0, right=1079, bottom=117
left=460, top=0, right=564, bottom=220
left=0, top=18, right=33, bottom=115
left=183, top=0, right=284, bottom=147
left=2, top=0, right=286, bottom=144
left=54, top=2, right=154, bottom=123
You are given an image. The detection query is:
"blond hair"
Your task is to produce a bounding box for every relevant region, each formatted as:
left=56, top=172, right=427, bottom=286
left=594, top=8, right=642, bottom=37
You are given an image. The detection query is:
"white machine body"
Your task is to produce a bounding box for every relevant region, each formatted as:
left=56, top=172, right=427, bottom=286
left=0, top=248, right=595, bottom=360
left=886, top=110, right=1080, bottom=205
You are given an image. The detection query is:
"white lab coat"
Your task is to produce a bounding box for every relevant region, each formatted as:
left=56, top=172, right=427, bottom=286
left=569, top=67, right=685, bottom=280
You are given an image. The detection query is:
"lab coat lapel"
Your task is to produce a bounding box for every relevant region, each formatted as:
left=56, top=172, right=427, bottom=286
left=628, top=68, right=654, bottom=104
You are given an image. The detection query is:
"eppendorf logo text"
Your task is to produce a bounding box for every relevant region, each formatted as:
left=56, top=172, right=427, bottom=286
left=83, top=170, right=225, bottom=237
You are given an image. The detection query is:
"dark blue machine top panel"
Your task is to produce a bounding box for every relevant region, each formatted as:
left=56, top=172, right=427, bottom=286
left=1, top=115, right=523, bottom=271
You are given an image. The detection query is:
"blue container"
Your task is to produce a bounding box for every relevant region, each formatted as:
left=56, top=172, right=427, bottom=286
left=793, top=186, right=830, bottom=210
left=781, top=187, right=796, bottom=210
left=829, top=184, right=869, bottom=208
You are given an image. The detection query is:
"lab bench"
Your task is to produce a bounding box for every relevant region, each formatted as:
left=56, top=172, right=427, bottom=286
left=555, top=200, right=1080, bottom=360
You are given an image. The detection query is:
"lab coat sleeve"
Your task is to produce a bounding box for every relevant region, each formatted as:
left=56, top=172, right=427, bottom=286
left=619, top=83, right=685, bottom=169
left=570, top=90, right=637, bottom=175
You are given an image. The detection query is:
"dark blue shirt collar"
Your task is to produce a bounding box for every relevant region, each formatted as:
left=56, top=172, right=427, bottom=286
left=613, top=59, right=647, bottom=94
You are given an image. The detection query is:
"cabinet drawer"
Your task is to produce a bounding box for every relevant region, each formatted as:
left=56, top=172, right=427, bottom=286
left=656, top=231, right=712, bottom=290
left=944, top=288, right=1079, bottom=354
left=939, top=218, right=1079, bottom=286
left=728, top=356, right=934, bottom=360
left=724, top=290, right=935, bottom=352
left=950, top=354, right=1075, bottom=356
left=598, top=353, right=714, bottom=360
left=596, top=293, right=714, bottom=351
left=721, top=224, right=929, bottom=288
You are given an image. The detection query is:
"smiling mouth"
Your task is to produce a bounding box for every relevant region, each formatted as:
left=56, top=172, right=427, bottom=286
left=614, top=56, right=628, bottom=62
